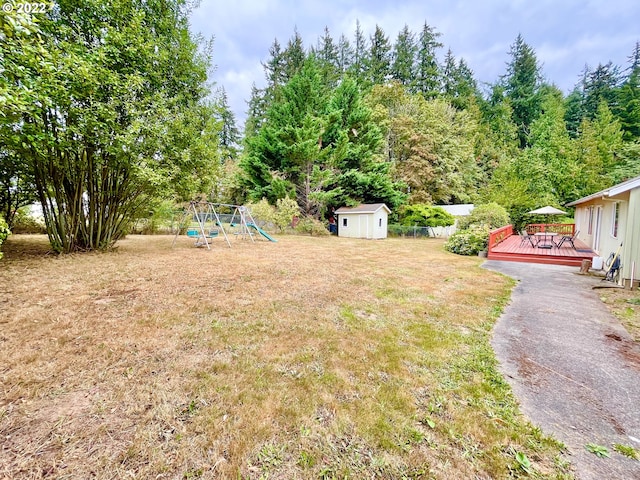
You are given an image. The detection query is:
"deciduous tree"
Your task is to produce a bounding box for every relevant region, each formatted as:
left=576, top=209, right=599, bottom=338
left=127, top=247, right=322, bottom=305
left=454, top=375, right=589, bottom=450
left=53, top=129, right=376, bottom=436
left=1, top=0, right=218, bottom=252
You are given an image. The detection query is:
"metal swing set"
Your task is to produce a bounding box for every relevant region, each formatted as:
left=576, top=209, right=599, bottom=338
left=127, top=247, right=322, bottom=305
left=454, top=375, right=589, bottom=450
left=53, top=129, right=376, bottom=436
left=172, top=201, right=262, bottom=249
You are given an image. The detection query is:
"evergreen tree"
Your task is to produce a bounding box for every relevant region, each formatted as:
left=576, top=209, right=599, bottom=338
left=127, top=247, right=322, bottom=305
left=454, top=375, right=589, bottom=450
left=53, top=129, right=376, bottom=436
left=316, top=26, right=340, bottom=87
left=324, top=78, right=405, bottom=209
left=624, top=41, right=640, bottom=74
left=502, top=34, right=543, bottom=148
left=583, top=62, right=620, bottom=119
left=244, top=83, right=268, bottom=138
left=391, top=25, right=416, bottom=87
left=337, top=34, right=354, bottom=73
left=317, top=26, right=338, bottom=67
left=263, top=38, right=286, bottom=88
left=283, top=28, right=306, bottom=81
left=414, top=21, right=443, bottom=98
left=366, top=25, right=392, bottom=86
left=216, top=87, right=241, bottom=162
left=241, top=57, right=328, bottom=212
left=351, top=20, right=368, bottom=84
left=441, top=50, right=479, bottom=110
left=615, top=45, right=640, bottom=141
left=442, top=49, right=457, bottom=97
left=564, top=87, right=585, bottom=138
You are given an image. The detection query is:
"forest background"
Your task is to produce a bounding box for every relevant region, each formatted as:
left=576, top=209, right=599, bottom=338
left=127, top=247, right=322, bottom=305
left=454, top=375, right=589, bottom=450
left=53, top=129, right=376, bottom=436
left=1, top=0, right=639, bottom=253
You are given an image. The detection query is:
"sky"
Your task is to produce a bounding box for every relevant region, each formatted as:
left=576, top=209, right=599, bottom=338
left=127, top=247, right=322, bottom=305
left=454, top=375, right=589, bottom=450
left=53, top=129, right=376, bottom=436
left=188, top=0, right=640, bottom=128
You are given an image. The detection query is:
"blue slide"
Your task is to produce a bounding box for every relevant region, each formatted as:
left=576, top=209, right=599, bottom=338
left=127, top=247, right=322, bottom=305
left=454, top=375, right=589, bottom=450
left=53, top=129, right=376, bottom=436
left=247, top=223, right=277, bottom=242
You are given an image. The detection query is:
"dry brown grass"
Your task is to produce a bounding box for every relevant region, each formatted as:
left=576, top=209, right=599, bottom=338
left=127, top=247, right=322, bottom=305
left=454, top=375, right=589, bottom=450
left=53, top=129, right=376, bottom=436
left=598, top=287, right=640, bottom=343
left=0, top=234, right=571, bottom=479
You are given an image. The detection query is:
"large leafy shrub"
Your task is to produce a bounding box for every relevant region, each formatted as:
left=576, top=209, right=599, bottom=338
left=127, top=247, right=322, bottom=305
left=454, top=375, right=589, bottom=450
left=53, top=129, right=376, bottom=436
left=445, top=203, right=508, bottom=256
left=400, top=204, right=455, bottom=227
left=0, top=217, right=10, bottom=260
left=9, top=208, right=46, bottom=234
left=457, top=203, right=510, bottom=230
left=248, top=197, right=301, bottom=232
left=444, top=225, right=490, bottom=256
left=295, top=217, right=330, bottom=236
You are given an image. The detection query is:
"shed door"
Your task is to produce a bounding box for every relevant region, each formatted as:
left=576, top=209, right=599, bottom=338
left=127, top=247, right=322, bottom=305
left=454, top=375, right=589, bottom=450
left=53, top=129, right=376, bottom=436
left=359, top=215, right=370, bottom=238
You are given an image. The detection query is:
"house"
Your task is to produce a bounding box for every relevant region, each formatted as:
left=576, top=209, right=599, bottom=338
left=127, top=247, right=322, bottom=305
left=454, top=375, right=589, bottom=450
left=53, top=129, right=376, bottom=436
left=433, top=204, right=474, bottom=237
left=567, top=174, right=640, bottom=287
left=335, top=203, right=391, bottom=239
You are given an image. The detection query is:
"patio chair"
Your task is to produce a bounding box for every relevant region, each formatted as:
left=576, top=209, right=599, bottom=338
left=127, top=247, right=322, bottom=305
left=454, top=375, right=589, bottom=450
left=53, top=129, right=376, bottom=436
left=519, top=230, right=536, bottom=248
left=557, top=230, right=579, bottom=249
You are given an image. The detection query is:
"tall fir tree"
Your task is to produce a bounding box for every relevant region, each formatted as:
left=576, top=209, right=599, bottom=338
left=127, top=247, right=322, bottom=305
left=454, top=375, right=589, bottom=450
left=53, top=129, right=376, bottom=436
left=216, top=87, right=240, bottom=162
left=316, top=26, right=340, bottom=87
left=583, top=62, right=620, bottom=120
left=391, top=25, right=416, bottom=87
left=337, top=34, right=354, bottom=73
left=502, top=34, right=543, bottom=148
left=414, top=21, right=442, bottom=98
left=283, top=28, right=306, bottom=81
left=441, top=50, right=479, bottom=110
left=366, top=25, right=392, bottom=86
left=351, top=20, right=368, bottom=85
left=615, top=45, right=640, bottom=141
left=263, top=38, right=286, bottom=88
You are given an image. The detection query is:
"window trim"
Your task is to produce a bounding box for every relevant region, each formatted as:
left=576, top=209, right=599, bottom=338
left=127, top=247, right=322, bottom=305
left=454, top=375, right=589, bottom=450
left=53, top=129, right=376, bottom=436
left=611, top=202, right=619, bottom=238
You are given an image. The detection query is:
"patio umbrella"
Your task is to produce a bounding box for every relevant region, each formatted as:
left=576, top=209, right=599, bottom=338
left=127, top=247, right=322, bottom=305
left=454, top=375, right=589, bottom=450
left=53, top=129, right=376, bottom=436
left=527, top=206, right=566, bottom=215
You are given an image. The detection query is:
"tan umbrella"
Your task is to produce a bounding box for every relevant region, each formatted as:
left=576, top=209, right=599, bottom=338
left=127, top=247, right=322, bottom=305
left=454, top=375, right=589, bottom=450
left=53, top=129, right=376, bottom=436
left=528, top=206, right=566, bottom=215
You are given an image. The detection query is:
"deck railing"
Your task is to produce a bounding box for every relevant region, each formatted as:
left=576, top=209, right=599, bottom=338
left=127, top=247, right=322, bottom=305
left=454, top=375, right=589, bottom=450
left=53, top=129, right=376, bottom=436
left=488, top=225, right=513, bottom=253
left=526, top=223, right=575, bottom=235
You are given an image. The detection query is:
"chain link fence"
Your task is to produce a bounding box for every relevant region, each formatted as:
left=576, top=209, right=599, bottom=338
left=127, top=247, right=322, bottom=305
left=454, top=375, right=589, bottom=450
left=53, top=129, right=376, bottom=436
left=388, top=225, right=434, bottom=238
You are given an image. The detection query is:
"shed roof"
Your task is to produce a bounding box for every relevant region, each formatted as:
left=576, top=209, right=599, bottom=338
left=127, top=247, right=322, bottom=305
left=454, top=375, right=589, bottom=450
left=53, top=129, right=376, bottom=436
left=567, top=174, right=640, bottom=206
left=335, top=203, right=391, bottom=214
left=437, top=204, right=474, bottom=216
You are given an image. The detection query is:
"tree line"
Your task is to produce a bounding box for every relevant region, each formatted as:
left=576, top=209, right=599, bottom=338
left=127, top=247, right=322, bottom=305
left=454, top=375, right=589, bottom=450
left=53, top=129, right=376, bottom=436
left=237, top=24, right=640, bottom=229
left=1, top=3, right=639, bottom=252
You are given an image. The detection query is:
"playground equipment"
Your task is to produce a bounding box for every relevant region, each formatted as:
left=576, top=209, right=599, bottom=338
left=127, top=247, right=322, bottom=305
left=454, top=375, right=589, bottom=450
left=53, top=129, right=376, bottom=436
left=172, top=201, right=277, bottom=249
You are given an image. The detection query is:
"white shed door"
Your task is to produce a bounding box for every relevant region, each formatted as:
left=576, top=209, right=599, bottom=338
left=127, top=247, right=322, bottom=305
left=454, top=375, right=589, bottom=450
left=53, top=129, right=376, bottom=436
left=359, top=215, right=370, bottom=238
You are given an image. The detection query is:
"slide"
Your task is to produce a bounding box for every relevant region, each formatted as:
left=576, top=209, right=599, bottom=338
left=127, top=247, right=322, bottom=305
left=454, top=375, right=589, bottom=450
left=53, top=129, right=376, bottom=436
left=247, top=223, right=277, bottom=242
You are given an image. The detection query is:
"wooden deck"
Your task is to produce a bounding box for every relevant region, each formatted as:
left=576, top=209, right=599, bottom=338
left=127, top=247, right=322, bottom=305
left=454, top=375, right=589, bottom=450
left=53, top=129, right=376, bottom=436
left=488, top=233, right=596, bottom=267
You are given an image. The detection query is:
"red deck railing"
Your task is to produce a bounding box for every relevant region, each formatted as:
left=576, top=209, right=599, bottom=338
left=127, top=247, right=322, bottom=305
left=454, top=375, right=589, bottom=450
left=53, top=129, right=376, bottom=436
left=488, top=225, right=513, bottom=253
left=525, top=223, right=575, bottom=235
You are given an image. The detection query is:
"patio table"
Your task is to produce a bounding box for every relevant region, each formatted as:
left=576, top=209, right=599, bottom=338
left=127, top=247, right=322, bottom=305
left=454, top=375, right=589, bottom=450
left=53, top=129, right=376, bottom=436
left=534, top=232, right=558, bottom=249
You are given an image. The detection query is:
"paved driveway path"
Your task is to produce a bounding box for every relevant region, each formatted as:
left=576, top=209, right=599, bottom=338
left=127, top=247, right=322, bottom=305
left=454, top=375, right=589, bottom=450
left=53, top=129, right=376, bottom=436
left=484, top=261, right=640, bottom=480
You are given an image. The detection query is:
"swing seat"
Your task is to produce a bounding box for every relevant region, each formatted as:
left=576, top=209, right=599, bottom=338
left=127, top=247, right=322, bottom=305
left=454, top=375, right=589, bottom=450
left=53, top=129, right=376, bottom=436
left=208, top=229, right=219, bottom=238
left=186, top=228, right=201, bottom=238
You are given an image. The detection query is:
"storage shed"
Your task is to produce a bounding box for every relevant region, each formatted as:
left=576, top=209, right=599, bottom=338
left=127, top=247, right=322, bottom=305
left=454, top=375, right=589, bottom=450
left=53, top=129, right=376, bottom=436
left=335, top=203, right=390, bottom=239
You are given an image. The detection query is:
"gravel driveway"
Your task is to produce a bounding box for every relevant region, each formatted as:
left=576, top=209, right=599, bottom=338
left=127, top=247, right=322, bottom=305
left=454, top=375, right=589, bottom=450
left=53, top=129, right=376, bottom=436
left=484, top=260, right=640, bottom=480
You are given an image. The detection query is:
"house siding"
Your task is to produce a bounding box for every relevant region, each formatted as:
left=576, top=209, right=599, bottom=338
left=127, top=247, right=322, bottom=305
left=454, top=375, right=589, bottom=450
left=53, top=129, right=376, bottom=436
left=573, top=190, right=637, bottom=285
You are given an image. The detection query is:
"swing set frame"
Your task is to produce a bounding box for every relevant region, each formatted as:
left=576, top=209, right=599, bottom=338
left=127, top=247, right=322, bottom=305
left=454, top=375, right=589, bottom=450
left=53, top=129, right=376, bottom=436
left=171, top=201, right=259, bottom=249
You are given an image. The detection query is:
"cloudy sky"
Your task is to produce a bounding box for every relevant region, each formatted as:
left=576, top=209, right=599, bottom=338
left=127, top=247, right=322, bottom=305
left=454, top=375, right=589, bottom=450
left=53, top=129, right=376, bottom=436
left=189, top=0, right=639, bottom=128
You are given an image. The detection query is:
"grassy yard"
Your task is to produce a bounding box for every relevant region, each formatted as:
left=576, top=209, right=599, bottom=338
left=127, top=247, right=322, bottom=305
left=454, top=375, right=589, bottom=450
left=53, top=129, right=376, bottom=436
left=0, top=234, right=572, bottom=479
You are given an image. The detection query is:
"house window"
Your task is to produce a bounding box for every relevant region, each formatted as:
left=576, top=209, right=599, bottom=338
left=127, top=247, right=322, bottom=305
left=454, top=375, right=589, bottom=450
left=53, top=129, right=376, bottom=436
left=378, top=218, right=382, bottom=227
left=611, top=202, right=619, bottom=238
left=587, top=206, right=594, bottom=235
left=342, top=218, right=348, bottom=227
